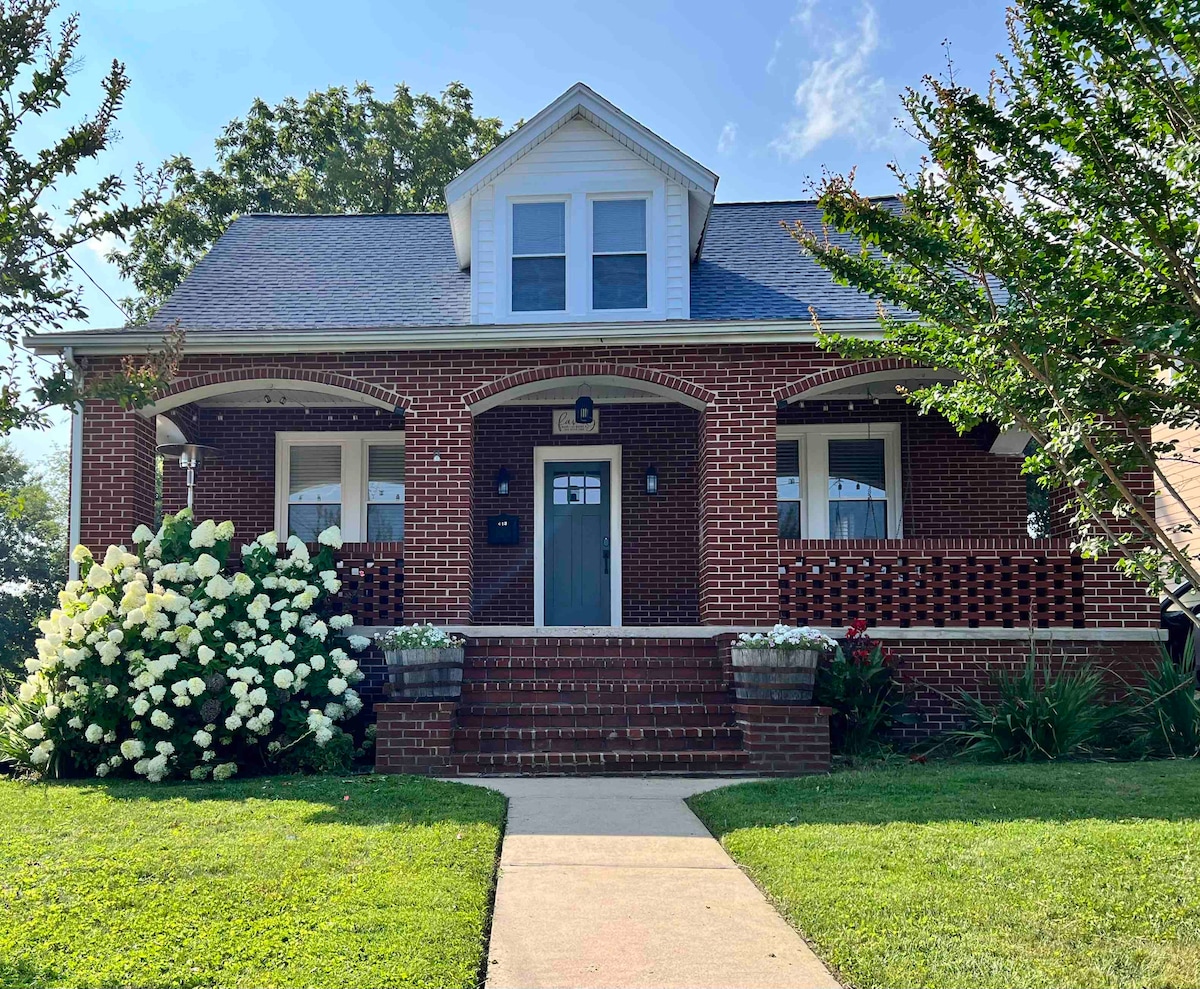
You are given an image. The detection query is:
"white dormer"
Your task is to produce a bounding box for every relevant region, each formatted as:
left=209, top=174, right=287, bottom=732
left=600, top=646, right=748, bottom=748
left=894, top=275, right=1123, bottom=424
left=445, top=83, right=718, bottom=324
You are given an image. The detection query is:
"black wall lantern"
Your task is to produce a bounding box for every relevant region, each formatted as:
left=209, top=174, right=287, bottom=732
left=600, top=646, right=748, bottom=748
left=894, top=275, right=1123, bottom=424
left=495, top=466, right=510, bottom=497
left=574, top=395, right=594, bottom=424
left=645, top=464, right=659, bottom=495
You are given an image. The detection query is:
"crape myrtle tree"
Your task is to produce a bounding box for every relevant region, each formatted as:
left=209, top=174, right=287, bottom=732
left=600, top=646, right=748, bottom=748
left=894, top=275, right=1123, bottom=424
left=1, top=0, right=178, bottom=435
left=793, top=0, right=1200, bottom=625
left=116, top=81, right=505, bottom=323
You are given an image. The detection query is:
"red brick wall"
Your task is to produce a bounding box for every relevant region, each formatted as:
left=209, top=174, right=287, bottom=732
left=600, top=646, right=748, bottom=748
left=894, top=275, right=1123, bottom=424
left=734, top=704, right=832, bottom=774
left=777, top=400, right=1028, bottom=539
left=374, top=702, right=456, bottom=774
left=160, top=405, right=404, bottom=540
left=79, top=401, right=156, bottom=551
left=471, top=404, right=701, bottom=625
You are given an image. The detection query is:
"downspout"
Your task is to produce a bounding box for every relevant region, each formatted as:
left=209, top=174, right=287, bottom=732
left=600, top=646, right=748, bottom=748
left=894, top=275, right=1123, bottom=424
left=65, top=346, right=83, bottom=581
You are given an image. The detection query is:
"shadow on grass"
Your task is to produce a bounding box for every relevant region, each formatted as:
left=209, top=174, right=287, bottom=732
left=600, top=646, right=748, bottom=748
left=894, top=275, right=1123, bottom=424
left=19, top=774, right=507, bottom=830
left=0, top=958, right=61, bottom=989
left=689, top=760, right=1200, bottom=835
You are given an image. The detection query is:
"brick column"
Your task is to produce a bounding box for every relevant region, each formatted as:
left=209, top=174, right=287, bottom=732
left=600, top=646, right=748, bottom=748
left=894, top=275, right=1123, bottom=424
left=402, top=404, right=474, bottom=622
left=735, top=704, right=832, bottom=774
left=374, top=702, right=456, bottom=775
left=79, top=401, right=157, bottom=553
left=698, top=398, right=778, bottom=624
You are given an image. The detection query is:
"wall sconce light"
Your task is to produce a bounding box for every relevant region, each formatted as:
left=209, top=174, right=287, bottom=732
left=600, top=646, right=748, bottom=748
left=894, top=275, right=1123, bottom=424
left=496, top=466, right=510, bottom=497
left=574, top=395, right=594, bottom=424
left=645, top=464, right=659, bottom=495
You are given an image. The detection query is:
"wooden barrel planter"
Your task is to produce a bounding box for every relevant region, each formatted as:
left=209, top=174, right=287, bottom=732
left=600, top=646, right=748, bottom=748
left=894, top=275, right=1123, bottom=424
left=385, top=647, right=465, bottom=701
left=730, top=646, right=822, bottom=703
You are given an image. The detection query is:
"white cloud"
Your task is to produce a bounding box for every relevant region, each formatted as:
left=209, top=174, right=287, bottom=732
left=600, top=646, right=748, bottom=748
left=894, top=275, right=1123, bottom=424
left=85, top=229, right=124, bottom=261
left=770, top=0, right=891, bottom=161
left=717, top=122, right=738, bottom=154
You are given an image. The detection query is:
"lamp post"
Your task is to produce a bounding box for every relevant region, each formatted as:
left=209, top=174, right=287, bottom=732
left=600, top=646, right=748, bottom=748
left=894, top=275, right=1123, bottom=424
left=155, top=443, right=221, bottom=510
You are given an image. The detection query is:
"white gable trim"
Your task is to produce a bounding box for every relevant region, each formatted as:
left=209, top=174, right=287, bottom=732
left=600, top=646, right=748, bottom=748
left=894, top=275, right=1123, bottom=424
left=446, top=83, right=718, bottom=269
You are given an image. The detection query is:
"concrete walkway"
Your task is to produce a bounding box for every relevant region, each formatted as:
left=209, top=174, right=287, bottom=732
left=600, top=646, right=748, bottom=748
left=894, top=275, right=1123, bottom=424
left=464, top=777, right=839, bottom=989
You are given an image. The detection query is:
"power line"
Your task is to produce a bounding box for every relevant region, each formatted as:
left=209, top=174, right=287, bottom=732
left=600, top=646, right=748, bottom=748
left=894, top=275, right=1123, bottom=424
left=65, top=251, right=132, bottom=324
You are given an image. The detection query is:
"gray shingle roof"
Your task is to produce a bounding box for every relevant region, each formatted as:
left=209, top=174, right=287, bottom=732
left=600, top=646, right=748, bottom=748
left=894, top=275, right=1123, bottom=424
left=148, top=200, right=897, bottom=330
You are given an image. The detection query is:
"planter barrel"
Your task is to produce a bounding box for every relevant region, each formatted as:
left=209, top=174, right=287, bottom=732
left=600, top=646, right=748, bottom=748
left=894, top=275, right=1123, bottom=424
left=730, top=646, right=822, bottom=703
left=385, top=646, right=465, bottom=701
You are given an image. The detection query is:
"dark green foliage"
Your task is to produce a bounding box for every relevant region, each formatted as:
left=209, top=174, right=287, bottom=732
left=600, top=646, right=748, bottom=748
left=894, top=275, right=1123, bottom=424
left=814, top=622, right=911, bottom=754
left=1127, top=640, right=1200, bottom=758
left=951, top=649, right=1110, bottom=760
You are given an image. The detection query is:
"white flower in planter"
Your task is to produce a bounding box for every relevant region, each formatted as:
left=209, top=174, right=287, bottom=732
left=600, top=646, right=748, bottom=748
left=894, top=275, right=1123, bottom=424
left=735, top=624, right=838, bottom=652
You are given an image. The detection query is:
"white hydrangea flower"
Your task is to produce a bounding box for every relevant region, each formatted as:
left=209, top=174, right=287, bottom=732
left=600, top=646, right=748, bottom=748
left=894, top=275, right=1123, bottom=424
left=71, top=545, right=93, bottom=564
left=224, top=714, right=242, bottom=731
left=86, top=566, right=113, bottom=589
left=22, top=722, right=45, bottom=740
left=95, top=763, right=110, bottom=777
left=193, top=729, right=212, bottom=748
left=197, top=645, right=216, bottom=666
left=193, top=554, right=221, bottom=579
left=149, top=684, right=167, bottom=704
left=155, top=741, right=175, bottom=756
left=273, top=668, right=295, bottom=689
left=120, top=739, right=144, bottom=760
left=317, top=525, right=343, bottom=548
left=327, top=676, right=348, bottom=696
left=190, top=765, right=211, bottom=780
left=346, top=635, right=371, bottom=652
left=336, top=657, right=359, bottom=676
left=190, top=519, right=218, bottom=549
left=131, top=524, right=155, bottom=543
left=307, top=621, right=329, bottom=642
left=67, top=716, right=84, bottom=730
left=149, top=709, right=173, bottom=730
left=231, top=572, right=254, bottom=596
left=215, top=520, right=235, bottom=541
left=205, top=575, right=233, bottom=600
left=84, top=724, right=104, bottom=743
left=256, top=530, right=277, bottom=548
left=212, top=762, right=237, bottom=781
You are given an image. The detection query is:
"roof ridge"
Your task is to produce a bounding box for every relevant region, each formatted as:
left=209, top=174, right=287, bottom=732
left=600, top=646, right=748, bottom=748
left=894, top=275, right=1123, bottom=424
left=713, top=195, right=900, bottom=207
left=237, top=211, right=449, bottom=219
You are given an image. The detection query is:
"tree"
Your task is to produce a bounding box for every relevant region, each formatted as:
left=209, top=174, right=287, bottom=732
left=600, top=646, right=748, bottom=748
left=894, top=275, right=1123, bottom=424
left=0, top=0, right=178, bottom=435
left=793, top=0, right=1200, bottom=624
left=0, top=440, right=66, bottom=681
left=117, top=82, right=505, bottom=323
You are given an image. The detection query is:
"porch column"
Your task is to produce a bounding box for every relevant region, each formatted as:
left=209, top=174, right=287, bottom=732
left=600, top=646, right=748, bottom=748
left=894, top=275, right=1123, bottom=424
left=698, top=398, right=778, bottom=625
left=402, top=404, right=474, bottom=623
left=79, top=402, right=157, bottom=552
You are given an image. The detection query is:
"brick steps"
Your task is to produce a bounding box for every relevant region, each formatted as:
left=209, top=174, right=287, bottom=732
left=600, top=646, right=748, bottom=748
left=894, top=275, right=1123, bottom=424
left=457, top=702, right=733, bottom=729
left=463, top=656, right=725, bottom=679
left=454, top=724, right=742, bottom=754
left=460, top=685, right=730, bottom=705
left=451, top=749, right=751, bottom=775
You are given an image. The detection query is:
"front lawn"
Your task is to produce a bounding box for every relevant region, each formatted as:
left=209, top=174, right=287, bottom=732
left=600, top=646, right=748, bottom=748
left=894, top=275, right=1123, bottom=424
left=0, top=775, right=506, bottom=989
left=689, top=762, right=1200, bottom=989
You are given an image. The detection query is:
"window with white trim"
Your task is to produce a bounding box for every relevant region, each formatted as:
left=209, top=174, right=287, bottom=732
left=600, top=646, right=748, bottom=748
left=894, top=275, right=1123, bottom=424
left=276, top=432, right=405, bottom=543
left=776, top=424, right=902, bottom=539
left=591, top=198, right=647, bottom=310
left=511, top=201, right=566, bottom=312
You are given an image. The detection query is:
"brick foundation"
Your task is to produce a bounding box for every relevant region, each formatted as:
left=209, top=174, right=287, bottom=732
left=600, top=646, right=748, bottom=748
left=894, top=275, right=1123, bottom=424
left=374, top=702, right=457, bottom=775
left=735, top=704, right=832, bottom=774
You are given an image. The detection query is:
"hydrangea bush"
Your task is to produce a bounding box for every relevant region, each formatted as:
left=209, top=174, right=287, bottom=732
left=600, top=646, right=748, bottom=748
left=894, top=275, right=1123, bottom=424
left=0, top=510, right=372, bottom=781
left=735, top=624, right=838, bottom=652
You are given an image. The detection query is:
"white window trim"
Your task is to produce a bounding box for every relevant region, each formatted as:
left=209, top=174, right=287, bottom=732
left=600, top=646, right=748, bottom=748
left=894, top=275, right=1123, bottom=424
left=275, top=431, right=405, bottom=543
left=509, top=195, right=570, bottom=316
left=533, top=444, right=623, bottom=627
left=588, top=193, right=651, bottom=316
left=776, top=423, right=903, bottom=539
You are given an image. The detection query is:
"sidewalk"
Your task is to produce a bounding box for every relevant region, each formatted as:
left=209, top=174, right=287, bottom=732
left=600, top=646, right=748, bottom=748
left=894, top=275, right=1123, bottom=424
left=465, top=777, right=839, bottom=989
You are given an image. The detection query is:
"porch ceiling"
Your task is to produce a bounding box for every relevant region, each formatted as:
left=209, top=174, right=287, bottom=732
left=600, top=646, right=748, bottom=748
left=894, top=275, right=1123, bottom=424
left=471, top=374, right=708, bottom=414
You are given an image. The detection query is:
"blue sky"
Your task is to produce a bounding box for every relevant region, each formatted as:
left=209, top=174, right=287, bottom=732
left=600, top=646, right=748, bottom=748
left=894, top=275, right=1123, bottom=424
left=12, top=0, right=1011, bottom=460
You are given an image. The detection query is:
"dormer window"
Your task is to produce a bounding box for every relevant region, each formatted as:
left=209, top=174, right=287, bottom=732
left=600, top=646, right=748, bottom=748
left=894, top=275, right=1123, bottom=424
left=511, top=201, right=566, bottom=312
left=592, top=198, right=647, bottom=310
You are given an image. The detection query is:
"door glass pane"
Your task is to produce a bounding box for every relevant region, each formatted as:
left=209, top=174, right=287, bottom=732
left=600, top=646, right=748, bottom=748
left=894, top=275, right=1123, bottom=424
left=593, top=254, right=647, bottom=309
left=593, top=199, right=646, bottom=253
left=828, top=438, right=887, bottom=538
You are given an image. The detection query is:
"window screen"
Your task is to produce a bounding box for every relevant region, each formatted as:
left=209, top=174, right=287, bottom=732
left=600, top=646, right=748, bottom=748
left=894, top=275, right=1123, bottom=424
left=827, top=438, right=887, bottom=538
left=367, top=444, right=405, bottom=541
left=512, top=202, right=566, bottom=312
left=592, top=199, right=647, bottom=309
left=288, top=445, right=341, bottom=542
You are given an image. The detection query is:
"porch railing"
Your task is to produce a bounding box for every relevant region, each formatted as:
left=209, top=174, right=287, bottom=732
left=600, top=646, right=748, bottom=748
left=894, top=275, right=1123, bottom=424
left=779, top=538, right=1086, bottom=629
left=336, top=542, right=403, bottom=626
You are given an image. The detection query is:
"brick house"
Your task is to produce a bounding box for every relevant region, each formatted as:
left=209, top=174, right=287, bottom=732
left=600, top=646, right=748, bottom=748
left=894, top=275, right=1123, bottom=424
left=28, top=83, right=1162, bottom=774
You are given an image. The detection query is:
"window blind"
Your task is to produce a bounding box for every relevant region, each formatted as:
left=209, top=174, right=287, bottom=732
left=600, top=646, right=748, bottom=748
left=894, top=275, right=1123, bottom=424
left=368, top=445, right=405, bottom=502
left=288, top=445, right=341, bottom=503
left=593, top=199, right=646, bottom=253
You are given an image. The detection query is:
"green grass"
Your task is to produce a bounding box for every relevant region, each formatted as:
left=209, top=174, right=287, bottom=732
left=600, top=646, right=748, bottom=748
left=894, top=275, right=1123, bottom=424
left=0, top=775, right=507, bottom=989
left=689, top=761, right=1200, bottom=989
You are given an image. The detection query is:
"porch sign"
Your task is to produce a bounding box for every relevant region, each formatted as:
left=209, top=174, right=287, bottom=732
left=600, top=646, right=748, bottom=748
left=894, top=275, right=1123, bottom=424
left=552, top=409, right=600, bottom=435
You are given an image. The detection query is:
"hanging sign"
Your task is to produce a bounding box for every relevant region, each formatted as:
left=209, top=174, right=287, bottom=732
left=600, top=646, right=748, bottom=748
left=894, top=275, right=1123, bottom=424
left=552, top=409, right=600, bottom=435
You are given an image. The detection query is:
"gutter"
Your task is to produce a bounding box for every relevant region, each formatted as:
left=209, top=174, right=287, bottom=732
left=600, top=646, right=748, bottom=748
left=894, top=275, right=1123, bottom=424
left=23, top=317, right=889, bottom=357
left=65, top=346, right=83, bottom=579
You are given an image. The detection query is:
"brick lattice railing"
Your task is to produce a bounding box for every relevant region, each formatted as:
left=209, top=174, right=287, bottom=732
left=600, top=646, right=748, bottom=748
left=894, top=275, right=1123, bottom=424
left=779, top=538, right=1086, bottom=628
left=336, top=542, right=404, bottom=625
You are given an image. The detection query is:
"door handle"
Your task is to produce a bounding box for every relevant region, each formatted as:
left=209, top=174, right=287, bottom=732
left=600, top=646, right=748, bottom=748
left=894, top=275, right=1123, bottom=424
left=603, top=549, right=610, bottom=575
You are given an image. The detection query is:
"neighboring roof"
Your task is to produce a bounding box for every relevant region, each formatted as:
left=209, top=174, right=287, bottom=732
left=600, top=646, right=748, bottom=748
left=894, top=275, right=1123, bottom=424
left=692, top=200, right=900, bottom=322
left=142, top=201, right=896, bottom=332
left=444, top=82, right=719, bottom=268
left=148, top=213, right=469, bottom=330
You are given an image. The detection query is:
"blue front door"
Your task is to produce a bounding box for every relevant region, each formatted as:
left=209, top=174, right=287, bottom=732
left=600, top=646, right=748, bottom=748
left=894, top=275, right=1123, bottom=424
left=544, top=461, right=611, bottom=625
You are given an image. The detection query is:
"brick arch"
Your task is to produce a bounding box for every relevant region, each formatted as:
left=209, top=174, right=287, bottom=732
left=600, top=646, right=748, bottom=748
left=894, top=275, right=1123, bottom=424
left=139, top=366, right=412, bottom=417
left=464, top=362, right=716, bottom=414
left=773, top=358, right=941, bottom=404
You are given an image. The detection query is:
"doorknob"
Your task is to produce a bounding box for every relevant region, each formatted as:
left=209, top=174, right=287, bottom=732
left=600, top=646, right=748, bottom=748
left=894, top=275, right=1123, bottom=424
left=602, top=536, right=610, bottom=575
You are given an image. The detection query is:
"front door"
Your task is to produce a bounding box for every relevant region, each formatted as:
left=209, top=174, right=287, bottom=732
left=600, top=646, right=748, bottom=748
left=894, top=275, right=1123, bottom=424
left=544, top=461, right=611, bottom=625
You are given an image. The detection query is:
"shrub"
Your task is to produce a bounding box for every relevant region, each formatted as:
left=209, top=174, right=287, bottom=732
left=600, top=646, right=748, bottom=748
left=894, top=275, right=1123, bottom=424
left=0, top=509, right=371, bottom=781
left=1125, top=640, right=1200, bottom=758
left=813, top=621, right=911, bottom=755
left=951, top=649, right=1109, bottom=761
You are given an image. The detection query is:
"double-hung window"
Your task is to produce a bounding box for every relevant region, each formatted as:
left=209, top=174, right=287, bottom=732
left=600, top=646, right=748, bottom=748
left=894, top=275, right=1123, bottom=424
left=277, top=432, right=405, bottom=543
left=776, top=424, right=901, bottom=539
left=592, top=198, right=647, bottom=310
left=511, top=201, right=566, bottom=312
